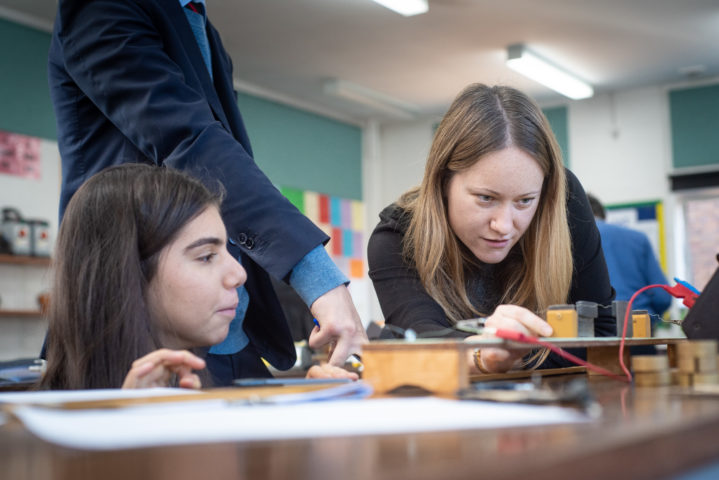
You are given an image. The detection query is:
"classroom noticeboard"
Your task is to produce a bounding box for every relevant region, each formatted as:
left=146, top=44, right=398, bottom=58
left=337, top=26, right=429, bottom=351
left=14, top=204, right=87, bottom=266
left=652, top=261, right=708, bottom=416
left=605, top=200, right=666, bottom=271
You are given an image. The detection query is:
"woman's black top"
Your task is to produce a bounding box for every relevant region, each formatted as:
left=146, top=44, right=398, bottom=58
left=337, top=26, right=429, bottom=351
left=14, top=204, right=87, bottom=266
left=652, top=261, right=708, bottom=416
left=367, top=169, right=616, bottom=368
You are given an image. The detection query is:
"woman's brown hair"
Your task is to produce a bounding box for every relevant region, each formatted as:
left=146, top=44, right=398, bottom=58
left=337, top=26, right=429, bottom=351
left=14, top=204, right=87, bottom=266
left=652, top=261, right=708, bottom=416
left=40, top=163, right=221, bottom=389
left=399, top=84, right=572, bottom=324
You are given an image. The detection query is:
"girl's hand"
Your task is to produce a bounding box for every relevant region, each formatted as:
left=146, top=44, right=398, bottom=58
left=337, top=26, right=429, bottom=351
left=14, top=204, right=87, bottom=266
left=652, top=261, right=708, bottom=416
left=306, top=363, right=359, bottom=381
left=122, top=349, right=206, bottom=389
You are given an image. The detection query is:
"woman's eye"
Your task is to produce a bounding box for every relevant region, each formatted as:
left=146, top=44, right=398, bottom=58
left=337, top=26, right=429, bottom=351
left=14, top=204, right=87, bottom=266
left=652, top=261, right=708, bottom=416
left=477, top=195, right=493, bottom=203
left=517, top=197, right=535, bottom=207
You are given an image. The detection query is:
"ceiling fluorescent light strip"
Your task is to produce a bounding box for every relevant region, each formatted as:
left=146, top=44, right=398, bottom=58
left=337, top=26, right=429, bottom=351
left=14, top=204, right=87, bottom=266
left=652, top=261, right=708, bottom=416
left=506, top=44, right=593, bottom=100
left=324, top=79, right=418, bottom=119
left=371, top=0, right=428, bottom=16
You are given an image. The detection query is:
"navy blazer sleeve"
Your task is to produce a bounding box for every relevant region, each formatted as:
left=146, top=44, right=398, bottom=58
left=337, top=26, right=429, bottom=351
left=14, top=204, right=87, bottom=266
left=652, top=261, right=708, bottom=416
left=50, top=0, right=326, bottom=279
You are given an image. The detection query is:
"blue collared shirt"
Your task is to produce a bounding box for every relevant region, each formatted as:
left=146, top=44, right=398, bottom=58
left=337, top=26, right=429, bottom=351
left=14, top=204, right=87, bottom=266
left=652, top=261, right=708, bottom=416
left=596, top=220, right=672, bottom=319
left=178, top=0, right=205, bottom=7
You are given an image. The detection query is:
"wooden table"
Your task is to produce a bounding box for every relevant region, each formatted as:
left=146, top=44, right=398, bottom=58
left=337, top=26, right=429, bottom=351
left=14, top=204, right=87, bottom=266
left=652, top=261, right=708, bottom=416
left=2, top=374, right=719, bottom=480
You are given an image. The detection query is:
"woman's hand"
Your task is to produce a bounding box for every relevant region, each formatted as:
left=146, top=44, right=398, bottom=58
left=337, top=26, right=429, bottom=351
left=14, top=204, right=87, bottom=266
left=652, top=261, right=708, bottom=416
left=122, top=349, right=206, bottom=389
left=465, top=305, right=553, bottom=373
left=306, top=363, right=359, bottom=381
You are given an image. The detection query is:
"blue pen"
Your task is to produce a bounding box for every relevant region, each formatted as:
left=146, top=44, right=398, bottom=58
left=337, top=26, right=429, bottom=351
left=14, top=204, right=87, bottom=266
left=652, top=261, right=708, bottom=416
left=312, top=318, right=363, bottom=368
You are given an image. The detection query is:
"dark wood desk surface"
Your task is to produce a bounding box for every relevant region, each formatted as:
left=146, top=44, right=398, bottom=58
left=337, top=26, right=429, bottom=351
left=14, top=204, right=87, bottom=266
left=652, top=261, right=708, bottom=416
left=2, top=375, right=719, bottom=480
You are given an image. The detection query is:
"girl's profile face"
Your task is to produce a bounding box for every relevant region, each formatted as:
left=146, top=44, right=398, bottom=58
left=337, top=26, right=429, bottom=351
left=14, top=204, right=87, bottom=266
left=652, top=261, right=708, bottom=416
left=446, top=146, right=544, bottom=264
left=147, top=206, right=246, bottom=349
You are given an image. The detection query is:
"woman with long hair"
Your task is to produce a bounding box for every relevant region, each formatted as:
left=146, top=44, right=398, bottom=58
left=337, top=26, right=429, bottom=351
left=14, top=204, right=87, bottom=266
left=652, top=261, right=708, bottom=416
left=368, top=84, right=615, bottom=374
left=41, top=164, right=354, bottom=389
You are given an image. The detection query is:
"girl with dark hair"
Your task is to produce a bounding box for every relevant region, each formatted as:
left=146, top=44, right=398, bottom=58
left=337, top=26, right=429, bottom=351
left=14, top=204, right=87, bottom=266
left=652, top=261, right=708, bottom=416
left=368, top=84, right=616, bottom=374
left=41, top=164, right=355, bottom=389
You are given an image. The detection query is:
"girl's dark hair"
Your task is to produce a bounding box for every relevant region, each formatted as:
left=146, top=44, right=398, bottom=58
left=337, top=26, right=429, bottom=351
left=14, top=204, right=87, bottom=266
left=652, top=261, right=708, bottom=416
left=41, top=163, right=221, bottom=389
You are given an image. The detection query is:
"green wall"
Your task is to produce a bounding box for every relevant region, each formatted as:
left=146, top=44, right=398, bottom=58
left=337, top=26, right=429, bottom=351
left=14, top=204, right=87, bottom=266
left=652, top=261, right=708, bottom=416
left=0, top=18, right=362, bottom=200
left=237, top=93, right=362, bottom=200
left=543, top=106, right=570, bottom=168
left=0, top=18, right=55, bottom=140
left=670, top=84, right=719, bottom=169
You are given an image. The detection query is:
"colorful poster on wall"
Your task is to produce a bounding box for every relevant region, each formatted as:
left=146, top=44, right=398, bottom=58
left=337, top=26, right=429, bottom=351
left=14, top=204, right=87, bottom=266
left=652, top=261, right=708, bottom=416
left=280, top=186, right=369, bottom=321
left=0, top=131, right=42, bottom=180
left=281, top=186, right=365, bottom=279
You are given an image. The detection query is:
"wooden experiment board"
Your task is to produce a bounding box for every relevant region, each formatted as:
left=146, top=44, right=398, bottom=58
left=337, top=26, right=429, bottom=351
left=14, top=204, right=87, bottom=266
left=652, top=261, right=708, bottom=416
left=361, top=337, right=689, bottom=394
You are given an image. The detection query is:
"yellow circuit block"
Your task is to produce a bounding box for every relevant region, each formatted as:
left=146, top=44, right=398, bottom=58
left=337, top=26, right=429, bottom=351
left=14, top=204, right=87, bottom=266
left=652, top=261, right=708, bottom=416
left=632, top=311, right=651, bottom=338
left=546, top=305, right=578, bottom=338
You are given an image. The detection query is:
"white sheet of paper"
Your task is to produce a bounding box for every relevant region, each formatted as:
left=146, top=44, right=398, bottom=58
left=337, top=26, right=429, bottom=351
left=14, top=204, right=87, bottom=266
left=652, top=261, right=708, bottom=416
left=11, top=397, right=589, bottom=450
left=0, top=388, right=195, bottom=426
left=0, top=387, right=195, bottom=405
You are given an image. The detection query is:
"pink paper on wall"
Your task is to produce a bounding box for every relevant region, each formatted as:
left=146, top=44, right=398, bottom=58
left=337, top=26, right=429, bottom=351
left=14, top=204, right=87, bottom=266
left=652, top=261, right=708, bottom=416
left=0, top=131, right=42, bottom=180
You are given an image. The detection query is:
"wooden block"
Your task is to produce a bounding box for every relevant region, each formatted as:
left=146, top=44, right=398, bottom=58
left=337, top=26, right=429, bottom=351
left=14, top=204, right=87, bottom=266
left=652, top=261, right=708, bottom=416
left=677, top=356, right=715, bottom=373
left=677, top=372, right=693, bottom=387
left=667, top=343, right=678, bottom=368
left=634, top=370, right=672, bottom=387
left=694, top=351, right=718, bottom=369
left=677, top=340, right=718, bottom=358
left=677, top=356, right=691, bottom=373
left=631, top=355, right=669, bottom=372
left=586, top=346, right=631, bottom=376
left=546, top=305, right=578, bottom=338
left=695, top=355, right=717, bottom=373
left=677, top=342, right=718, bottom=373
left=631, top=312, right=651, bottom=338
left=362, top=342, right=469, bottom=394
left=693, top=372, right=719, bottom=386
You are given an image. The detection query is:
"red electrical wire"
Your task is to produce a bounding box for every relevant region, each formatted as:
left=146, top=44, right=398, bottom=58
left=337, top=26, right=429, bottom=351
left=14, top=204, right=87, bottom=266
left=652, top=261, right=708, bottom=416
left=618, top=284, right=667, bottom=382
left=486, top=327, right=630, bottom=382
left=485, top=282, right=692, bottom=383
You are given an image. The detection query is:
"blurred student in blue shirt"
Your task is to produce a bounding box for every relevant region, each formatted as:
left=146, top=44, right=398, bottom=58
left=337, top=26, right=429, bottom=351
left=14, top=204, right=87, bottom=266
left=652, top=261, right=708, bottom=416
left=587, top=193, right=672, bottom=327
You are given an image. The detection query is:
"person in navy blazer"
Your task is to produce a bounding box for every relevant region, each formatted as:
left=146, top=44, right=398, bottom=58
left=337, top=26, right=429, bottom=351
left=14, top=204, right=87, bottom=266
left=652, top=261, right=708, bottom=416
left=47, top=0, right=366, bottom=384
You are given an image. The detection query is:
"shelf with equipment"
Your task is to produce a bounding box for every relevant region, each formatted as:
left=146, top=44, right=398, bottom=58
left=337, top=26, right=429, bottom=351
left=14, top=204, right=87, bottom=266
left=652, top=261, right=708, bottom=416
left=0, top=309, right=44, bottom=318
left=0, top=254, right=51, bottom=267
left=0, top=254, right=51, bottom=318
